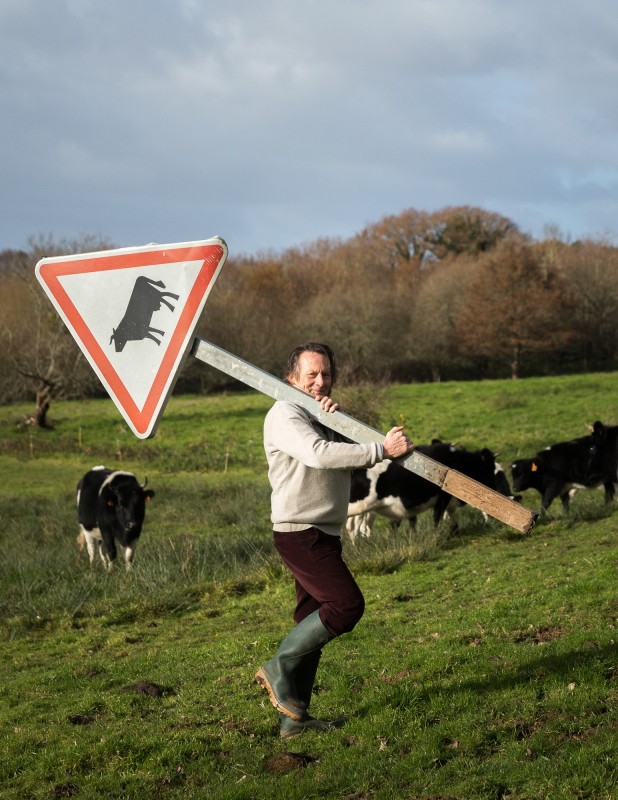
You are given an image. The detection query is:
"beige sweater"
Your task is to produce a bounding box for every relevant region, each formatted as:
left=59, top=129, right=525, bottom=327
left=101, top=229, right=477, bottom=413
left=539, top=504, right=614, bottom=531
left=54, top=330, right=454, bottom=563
left=263, top=401, right=385, bottom=536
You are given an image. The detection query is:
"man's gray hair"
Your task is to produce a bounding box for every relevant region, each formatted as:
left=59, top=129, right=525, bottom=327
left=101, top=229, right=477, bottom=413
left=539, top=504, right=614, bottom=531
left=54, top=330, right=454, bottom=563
left=284, top=342, right=337, bottom=385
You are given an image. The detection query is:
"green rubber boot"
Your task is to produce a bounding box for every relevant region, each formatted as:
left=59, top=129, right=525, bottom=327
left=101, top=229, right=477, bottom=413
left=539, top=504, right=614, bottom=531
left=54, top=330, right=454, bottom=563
left=255, top=610, right=334, bottom=721
left=279, top=650, right=345, bottom=739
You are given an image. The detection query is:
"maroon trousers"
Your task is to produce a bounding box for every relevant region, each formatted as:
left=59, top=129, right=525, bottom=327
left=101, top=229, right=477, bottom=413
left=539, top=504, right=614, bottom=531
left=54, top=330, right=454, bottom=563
left=273, top=527, right=365, bottom=638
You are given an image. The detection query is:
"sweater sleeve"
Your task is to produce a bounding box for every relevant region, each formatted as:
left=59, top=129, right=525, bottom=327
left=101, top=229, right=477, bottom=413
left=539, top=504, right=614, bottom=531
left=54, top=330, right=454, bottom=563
left=265, top=401, right=384, bottom=469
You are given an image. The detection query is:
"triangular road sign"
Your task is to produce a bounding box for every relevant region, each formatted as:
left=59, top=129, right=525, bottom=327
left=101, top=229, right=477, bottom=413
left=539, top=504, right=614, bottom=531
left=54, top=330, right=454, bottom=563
left=35, top=237, right=228, bottom=439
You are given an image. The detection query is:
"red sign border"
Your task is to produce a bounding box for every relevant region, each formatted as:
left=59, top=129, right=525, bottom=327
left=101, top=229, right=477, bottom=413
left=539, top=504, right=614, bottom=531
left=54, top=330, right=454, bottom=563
left=36, top=239, right=227, bottom=437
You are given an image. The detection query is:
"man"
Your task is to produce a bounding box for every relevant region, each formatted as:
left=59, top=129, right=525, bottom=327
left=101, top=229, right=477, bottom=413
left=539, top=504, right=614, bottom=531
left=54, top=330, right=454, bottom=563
left=255, top=341, right=413, bottom=738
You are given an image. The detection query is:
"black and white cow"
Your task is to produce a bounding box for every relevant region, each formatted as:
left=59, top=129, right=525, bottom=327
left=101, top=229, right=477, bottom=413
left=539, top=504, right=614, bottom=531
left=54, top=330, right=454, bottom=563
left=346, top=441, right=516, bottom=541
left=510, top=421, right=616, bottom=514
left=110, top=276, right=179, bottom=352
left=347, top=442, right=453, bottom=537
left=76, top=466, right=155, bottom=570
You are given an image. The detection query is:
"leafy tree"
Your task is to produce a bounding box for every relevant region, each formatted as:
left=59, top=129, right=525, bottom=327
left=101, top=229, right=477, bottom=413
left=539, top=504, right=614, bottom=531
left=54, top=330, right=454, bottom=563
left=424, top=206, right=522, bottom=260
left=354, top=205, right=519, bottom=270
left=453, top=239, right=574, bottom=378
left=353, top=208, right=430, bottom=272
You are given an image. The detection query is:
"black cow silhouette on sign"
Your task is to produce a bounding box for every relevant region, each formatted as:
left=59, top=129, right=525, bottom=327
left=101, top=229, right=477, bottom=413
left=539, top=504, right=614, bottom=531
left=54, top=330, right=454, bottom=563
left=110, top=277, right=180, bottom=352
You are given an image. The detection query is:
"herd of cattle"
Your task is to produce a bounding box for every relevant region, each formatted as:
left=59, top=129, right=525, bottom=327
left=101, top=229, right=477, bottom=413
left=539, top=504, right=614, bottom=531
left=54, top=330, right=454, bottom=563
left=75, top=420, right=618, bottom=570
left=345, top=419, right=618, bottom=543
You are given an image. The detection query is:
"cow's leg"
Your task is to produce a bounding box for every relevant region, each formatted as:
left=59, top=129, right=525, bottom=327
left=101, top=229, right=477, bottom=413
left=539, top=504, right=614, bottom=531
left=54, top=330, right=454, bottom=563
left=123, top=542, right=136, bottom=571
left=541, top=483, right=562, bottom=514
left=159, top=293, right=179, bottom=311
left=433, top=492, right=452, bottom=526
left=100, top=531, right=117, bottom=571
left=603, top=482, right=615, bottom=503
left=345, top=515, right=361, bottom=544
left=81, top=527, right=97, bottom=566
left=346, top=512, right=374, bottom=542
left=447, top=512, right=460, bottom=536
left=144, top=328, right=164, bottom=345
left=437, top=495, right=462, bottom=535
left=76, top=528, right=86, bottom=557
left=359, top=512, right=375, bottom=538
left=98, top=543, right=111, bottom=570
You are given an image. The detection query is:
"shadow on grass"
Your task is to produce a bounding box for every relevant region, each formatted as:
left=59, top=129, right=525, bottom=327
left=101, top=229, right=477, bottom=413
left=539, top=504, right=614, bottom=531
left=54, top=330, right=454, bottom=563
left=454, top=642, right=617, bottom=694
left=348, top=642, right=616, bottom=727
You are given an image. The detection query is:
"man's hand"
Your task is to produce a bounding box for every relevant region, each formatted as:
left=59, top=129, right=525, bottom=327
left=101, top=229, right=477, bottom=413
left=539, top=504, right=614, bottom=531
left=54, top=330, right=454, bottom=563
left=383, top=426, right=414, bottom=458
left=319, top=395, right=340, bottom=414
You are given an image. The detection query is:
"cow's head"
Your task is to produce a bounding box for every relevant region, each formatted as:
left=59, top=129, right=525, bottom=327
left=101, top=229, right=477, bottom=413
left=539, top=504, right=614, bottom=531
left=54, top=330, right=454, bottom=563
left=586, top=421, right=614, bottom=482
left=492, top=461, right=519, bottom=501
left=109, top=328, right=126, bottom=352
left=474, top=447, right=498, bottom=486
left=510, top=458, right=540, bottom=492
left=103, top=476, right=155, bottom=542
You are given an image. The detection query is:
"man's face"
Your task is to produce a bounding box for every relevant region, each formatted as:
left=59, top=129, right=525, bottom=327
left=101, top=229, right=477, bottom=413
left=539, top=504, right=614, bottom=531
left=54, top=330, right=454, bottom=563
left=289, top=351, right=333, bottom=401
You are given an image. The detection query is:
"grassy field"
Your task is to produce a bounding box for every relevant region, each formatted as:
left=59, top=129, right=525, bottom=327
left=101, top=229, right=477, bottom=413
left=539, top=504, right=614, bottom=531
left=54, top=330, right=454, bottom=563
left=0, top=374, right=617, bottom=799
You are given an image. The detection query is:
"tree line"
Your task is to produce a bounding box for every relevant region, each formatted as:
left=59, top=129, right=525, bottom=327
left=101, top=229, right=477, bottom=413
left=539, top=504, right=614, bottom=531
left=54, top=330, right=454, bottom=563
left=2, top=207, right=618, bottom=425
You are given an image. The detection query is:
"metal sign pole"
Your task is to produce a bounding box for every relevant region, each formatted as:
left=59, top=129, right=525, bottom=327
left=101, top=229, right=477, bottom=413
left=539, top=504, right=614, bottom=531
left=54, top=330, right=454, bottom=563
left=190, top=338, right=537, bottom=535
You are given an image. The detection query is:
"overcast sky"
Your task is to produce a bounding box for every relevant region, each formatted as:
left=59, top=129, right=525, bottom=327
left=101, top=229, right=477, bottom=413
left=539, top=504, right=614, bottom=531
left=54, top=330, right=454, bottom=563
left=2, top=0, right=617, bottom=258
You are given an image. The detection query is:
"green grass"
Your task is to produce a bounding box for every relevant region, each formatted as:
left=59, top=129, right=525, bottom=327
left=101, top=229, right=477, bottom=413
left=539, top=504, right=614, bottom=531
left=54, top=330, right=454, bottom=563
left=1, top=373, right=617, bottom=799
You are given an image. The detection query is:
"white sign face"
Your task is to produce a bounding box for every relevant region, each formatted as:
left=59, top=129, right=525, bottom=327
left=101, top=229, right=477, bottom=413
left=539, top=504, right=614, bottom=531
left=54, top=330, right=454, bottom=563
left=35, top=237, right=228, bottom=438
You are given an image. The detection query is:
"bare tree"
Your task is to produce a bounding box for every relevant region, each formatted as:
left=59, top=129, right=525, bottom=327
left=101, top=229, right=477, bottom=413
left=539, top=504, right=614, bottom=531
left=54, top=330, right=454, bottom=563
left=407, top=258, right=479, bottom=381
left=196, top=255, right=299, bottom=383
left=0, top=235, right=113, bottom=425
left=558, top=238, right=618, bottom=371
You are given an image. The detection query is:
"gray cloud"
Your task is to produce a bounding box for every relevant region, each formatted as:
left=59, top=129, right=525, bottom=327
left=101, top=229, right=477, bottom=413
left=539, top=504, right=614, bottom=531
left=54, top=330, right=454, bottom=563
left=1, top=0, right=617, bottom=257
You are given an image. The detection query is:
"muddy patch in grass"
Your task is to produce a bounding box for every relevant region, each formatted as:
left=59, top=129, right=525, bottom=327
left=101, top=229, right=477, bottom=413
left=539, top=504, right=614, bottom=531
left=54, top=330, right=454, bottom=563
left=265, top=751, right=317, bottom=773
left=120, top=680, right=174, bottom=697
left=513, top=624, right=565, bottom=644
